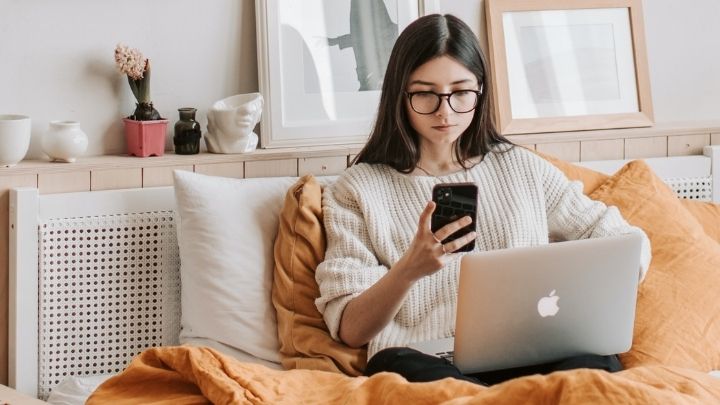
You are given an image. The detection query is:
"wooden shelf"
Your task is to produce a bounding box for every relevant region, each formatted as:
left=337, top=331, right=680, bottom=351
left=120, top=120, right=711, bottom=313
left=0, top=121, right=718, bottom=177
left=0, top=144, right=366, bottom=176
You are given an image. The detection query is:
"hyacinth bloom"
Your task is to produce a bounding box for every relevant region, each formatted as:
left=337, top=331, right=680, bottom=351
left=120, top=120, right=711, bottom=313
left=114, top=43, right=160, bottom=120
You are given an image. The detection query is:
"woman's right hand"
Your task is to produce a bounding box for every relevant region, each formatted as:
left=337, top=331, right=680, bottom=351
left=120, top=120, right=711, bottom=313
left=392, top=201, right=476, bottom=284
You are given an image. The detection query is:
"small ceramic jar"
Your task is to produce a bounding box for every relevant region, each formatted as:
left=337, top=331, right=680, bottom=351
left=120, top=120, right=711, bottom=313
left=42, top=120, right=88, bottom=163
left=174, top=108, right=202, bottom=155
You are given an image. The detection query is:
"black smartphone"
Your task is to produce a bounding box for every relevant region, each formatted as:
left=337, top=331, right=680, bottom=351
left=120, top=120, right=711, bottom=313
left=431, top=182, right=478, bottom=252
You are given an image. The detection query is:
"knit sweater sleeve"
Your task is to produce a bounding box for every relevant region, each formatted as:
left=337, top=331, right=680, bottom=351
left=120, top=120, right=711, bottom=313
left=314, top=173, right=388, bottom=341
left=540, top=157, right=652, bottom=281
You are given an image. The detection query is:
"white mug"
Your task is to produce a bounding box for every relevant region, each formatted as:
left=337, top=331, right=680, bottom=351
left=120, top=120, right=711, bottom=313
left=0, top=114, right=32, bottom=167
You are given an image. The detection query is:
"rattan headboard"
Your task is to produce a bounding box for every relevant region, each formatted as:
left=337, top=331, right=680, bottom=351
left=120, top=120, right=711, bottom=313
left=8, top=145, right=720, bottom=399
left=9, top=187, right=179, bottom=399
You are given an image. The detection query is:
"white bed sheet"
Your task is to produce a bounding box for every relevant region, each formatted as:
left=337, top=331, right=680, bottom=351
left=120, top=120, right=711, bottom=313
left=45, top=338, right=283, bottom=405
left=180, top=337, right=284, bottom=370
left=45, top=374, right=110, bottom=405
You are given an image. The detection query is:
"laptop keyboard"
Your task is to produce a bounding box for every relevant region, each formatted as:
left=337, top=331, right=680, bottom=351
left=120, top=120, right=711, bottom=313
left=435, top=350, right=454, bottom=363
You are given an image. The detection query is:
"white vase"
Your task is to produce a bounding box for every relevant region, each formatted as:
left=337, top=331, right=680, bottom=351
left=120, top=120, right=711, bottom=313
left=0, top=114, right=31, bottom=167
left=205, top=93, right=262, bottom=153
left=42, top=120, right=88, bottom=163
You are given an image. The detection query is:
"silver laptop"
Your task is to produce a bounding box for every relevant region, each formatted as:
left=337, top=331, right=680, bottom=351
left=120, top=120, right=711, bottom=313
left=409, top=233, right=643, bottom=374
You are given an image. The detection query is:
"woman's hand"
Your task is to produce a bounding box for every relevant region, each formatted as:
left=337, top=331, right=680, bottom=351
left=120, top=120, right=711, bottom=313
left=392, top=201, right=476, bottom=284
left=338, top=201, right=476, bottom=347
left=337, top=201, right=476, bottom=347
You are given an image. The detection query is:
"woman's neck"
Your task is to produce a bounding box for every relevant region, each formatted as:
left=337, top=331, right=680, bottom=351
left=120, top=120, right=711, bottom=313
left=416, top=160, right=459, bottom=175
left=416, top=144, right=461, bottom=176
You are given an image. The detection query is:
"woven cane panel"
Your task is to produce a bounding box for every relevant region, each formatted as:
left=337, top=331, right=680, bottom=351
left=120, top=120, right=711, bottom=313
left=665, top=177, right=713, bottom=201
left=37, top=211, right=181, bottom=399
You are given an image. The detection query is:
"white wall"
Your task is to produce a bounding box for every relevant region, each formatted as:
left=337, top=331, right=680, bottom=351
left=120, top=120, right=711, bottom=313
left=0, top=0, right=257, bottom=158
left=641, top=0, right=720, bottom=122
left=1, top=0, right=718, bottom=159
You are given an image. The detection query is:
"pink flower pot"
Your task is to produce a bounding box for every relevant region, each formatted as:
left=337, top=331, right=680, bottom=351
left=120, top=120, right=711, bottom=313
left=123, top=118, right=168, bottom=157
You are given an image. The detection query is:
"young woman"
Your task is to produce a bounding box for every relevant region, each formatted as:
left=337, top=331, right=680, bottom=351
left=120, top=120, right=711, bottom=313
left=315, top=14, right=651, bottom=386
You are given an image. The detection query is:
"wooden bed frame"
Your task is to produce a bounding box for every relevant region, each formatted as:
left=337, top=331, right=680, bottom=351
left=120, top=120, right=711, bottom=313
left=8, top=145, right=720, bottom=399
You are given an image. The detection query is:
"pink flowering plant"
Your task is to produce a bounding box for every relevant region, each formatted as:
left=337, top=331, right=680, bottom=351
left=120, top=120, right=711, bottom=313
left=114, top=43, right=161, bottom=120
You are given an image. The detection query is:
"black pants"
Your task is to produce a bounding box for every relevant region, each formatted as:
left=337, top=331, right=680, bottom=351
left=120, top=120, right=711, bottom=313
left=365, top=347, right=623, bottom=386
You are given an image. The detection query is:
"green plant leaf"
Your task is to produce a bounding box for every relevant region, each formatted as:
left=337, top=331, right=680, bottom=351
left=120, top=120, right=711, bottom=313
left=127, top=76, right=140, bottom=103
left=138, top=59, right=152, bottom=103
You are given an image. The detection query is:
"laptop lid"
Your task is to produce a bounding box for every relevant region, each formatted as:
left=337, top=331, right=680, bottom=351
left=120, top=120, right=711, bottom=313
left=453, top=233, right=642, bottom=374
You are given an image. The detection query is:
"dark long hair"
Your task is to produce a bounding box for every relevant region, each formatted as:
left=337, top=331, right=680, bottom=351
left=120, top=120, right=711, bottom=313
left=354, top=14, right=512, bottom=172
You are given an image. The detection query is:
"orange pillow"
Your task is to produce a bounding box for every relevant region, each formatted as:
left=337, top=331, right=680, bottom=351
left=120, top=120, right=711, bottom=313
left=589, top=160, right=720, bottom=370
left=535, top=150, right=610, bottom=195
left=537, top=150, right=720, bottom=244
left=272, top=175, right=366, bottom=375
left=683, top=200, right=720, bottom=244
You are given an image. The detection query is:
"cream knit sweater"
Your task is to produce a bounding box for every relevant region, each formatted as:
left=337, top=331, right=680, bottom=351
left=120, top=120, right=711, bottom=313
left=315, top=146, right=651, bottom=359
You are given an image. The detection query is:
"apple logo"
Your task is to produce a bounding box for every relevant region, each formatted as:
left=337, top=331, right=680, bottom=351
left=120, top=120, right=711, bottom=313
left=537, top=290, right=560, bottom=317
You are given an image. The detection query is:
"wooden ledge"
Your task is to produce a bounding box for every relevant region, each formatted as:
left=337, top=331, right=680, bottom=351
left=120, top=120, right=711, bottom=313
left=1, top=121, right=718, bottom=176
left=0, top=144, right=366, bottom=176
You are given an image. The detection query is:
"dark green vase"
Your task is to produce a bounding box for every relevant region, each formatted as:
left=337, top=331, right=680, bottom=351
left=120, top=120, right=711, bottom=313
left=173, top=108, right=201, bottom=155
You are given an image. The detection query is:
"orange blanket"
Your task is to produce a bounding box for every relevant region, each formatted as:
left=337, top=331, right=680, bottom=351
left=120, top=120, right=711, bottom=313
left=87, top=346, right=720, bottom=405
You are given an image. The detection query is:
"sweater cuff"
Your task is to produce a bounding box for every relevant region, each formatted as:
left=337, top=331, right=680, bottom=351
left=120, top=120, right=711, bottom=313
left=321, top=293, right=360, bottom=342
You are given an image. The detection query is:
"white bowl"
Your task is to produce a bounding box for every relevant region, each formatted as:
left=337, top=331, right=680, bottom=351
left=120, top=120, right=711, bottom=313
left=0, top=114, right=31, bottom=167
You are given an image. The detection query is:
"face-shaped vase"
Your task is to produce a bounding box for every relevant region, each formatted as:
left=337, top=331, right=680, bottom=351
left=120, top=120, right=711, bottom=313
left=206, top=93, right=263, bottom=153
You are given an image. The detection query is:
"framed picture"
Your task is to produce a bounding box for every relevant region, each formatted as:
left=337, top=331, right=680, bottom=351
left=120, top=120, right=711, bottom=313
left=485, top=0, right=654, bottom=135
left=256, top=0, right=440, bottom=148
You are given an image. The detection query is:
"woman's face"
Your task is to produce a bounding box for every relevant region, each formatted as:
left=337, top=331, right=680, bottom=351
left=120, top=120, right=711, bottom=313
left=404, top=55, right=479, bottom=149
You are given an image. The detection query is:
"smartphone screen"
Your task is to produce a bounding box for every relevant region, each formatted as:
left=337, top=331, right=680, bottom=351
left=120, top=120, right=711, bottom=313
left=431, top=182, right=478, bottom=252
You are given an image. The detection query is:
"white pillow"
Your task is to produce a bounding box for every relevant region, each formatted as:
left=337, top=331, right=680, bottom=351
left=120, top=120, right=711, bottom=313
left=173, top=170, right=298, bottom=363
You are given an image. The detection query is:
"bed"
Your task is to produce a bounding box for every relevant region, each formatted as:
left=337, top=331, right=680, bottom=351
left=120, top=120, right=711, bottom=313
left=8, top=145, right=720, bottom=404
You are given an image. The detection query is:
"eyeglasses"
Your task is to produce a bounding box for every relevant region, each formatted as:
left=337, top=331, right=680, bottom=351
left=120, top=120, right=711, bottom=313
left=405, top=89, right=481, bottom=114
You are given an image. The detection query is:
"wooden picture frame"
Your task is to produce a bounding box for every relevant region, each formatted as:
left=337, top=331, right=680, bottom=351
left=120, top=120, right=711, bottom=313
left=485, top=0, right=654, bottom=135
left=256, top=0, right=441, bottom=148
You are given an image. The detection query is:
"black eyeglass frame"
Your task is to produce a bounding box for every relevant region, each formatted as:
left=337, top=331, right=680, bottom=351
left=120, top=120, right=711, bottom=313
left=404, top=89, right=482, bottom=115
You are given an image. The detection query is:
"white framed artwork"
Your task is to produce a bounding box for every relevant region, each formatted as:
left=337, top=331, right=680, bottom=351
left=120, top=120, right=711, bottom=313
left=486, top=0, right=654, bottom=135
left=256, top=0, right=441, bottom=148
